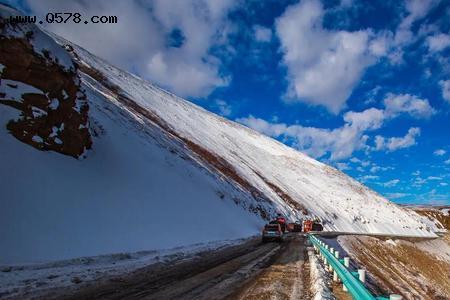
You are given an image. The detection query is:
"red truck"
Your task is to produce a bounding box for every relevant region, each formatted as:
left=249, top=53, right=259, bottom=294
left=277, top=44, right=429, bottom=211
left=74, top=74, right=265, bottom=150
left=270, top=215, right=287, bottom=232
left=303, top=219, right=323, bottom=232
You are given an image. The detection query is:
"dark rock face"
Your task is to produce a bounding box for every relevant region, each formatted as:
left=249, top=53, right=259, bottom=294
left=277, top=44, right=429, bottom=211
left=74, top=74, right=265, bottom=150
left=0, top=12, right=91, bottom=158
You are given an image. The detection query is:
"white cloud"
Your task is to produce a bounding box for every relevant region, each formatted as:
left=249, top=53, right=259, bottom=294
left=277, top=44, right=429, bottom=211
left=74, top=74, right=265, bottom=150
left=383, top=93, right=435, bottom=119
left=237, top=114, right=370, bottom=160
left=360, top=175, right=379, bottom=182
left=237, top=93, right=429, bottom=161
left=275, top=0, right=383, bottom=113
left=445, top=158, right=450, bottom=165
left=253, top=25, right=272, bottom=42
left=214, top=99, right=232, bottom=116
left=27, top=0, right=236, bottom=98
left=434, top=149, right=446, bottom=156
left=394, top=0, right=437, bottom=46
left=427, top=33, right=450, bottom=52
left=439, top=80, right=450, bottom=103
left=383, top=179, right=400, bottom=187
left=427, top=176, right=443, bottom=180
left=413, top=176, right=427, bottom=187
left=350, top=157, right=370, bottom=167
left=370, top=165, right=390, bottom=173
left=335, top=162, right=351, bottom=171
left=388, top=0, right=437, bottom=63
left=375, top=127, right=421, bottom=152
left=386, top=192, right=409, bottom=199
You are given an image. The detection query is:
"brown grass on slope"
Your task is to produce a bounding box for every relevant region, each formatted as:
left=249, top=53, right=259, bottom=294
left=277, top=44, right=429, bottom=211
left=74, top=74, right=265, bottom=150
left=339, top=234, right=450, bottom=300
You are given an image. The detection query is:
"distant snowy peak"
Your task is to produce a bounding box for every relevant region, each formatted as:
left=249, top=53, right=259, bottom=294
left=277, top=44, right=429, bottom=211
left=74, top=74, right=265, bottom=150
left=0, top=5, right=91, bottom=158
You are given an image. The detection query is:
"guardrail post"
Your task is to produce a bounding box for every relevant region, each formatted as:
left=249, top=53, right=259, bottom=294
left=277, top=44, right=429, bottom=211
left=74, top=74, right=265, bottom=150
left=343, top=283, right=348, bottom=292
left=344, top=257, right=350, bottom=268
left=390, top=295, right=402, bottom=300
left=333, top=270, right=338, bottom=282
left=334, top=250, right=339, bottom=259
left=358, top=269, right=366, bottom=283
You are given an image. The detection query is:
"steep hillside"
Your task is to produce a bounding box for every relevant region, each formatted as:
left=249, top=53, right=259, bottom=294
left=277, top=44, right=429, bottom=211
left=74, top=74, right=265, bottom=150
left=406, top=205, right=450, bottom=231
left=58, top=37, right=437, bottom=236
left=338, top=234, right=450, bottom=299
left=0, top=5, right=437, bottom=264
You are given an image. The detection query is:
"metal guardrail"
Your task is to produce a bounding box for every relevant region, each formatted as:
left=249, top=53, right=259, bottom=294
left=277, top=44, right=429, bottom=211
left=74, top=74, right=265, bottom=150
left=308, top=234, right=400, bottom=300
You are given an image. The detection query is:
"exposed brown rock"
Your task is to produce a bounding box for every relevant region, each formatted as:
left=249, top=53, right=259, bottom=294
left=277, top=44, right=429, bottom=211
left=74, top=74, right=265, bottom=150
left=0, top=17, right=91, bottom=158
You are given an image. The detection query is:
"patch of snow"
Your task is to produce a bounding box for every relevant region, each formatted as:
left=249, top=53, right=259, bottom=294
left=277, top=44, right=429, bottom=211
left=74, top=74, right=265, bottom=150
left=32, top=106, right=47, bottom=118
left=49, top=126, right=58, bottom=138
left=0, top=79, right=44, bottom=100
left=0, top=236, right=255, bottom=298
left=308, top=247, right=336, bottom=300
left=49, top=98, right=59, bottom=110
left=31, top=135, right=43, bottom=143
left=385, top=239, right=397, bottom=246
left=54, top=137, right=63, bottom=145
left=0, top=63, right=4, bottom=73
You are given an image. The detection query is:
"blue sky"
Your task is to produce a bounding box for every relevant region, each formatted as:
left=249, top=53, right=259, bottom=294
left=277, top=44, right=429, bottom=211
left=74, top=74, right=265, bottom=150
left=8, top=0, right=450, bottom=205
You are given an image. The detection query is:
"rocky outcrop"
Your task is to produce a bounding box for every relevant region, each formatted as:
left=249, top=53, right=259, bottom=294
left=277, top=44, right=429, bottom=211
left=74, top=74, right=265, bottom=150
left=0, top=6, right=91, bottom=158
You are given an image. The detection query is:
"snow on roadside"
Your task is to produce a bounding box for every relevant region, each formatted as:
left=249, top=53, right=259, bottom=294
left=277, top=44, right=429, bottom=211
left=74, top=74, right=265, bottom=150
left=0, top=236, right=257, bottom=299
left=307, top=247, right=336, bottom=300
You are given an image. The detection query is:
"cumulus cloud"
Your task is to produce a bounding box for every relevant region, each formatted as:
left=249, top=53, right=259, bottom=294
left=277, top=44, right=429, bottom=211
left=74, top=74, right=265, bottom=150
left=237, top=114, right=370, bottom=160
left=383, top=179, right=400, bottom=187
left=253, top=25, right=272, bottom=42
left=275, top=0, right=383, bottom=113
left=370, top=165, right=391, bottom=173
left=383, top=93, right=435, bottom=118
left=386, top=192, right=409, bottom=199
left=237, top=90, right=432, bottom=160
left=439, top=80, right=450, bottom=103
left=434, top=149, right=446, bottom=156
left=335, top=162, right=351, bottom=171
left=237, top=108, right=420, bottom=161
left=214, top=99, right=232, bottom=116
left=26, top=0, right=236, bottom=98
left=427, top=33, right=450, bottom=52
left=374, top=127, right=421, bottom=152
left=394, top=0, right=437, bottom=46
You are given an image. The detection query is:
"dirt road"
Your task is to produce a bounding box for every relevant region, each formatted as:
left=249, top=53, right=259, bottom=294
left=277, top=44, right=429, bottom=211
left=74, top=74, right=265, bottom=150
left=231, top=234, right=309, bottom=300
left=47, top=234, right=308, bottom=300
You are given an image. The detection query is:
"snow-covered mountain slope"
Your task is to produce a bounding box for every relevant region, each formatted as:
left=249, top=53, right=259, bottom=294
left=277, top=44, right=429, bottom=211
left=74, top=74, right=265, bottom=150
left=0, top=4, right=437, bottom=264
left=61, top=40, right=437, bottom=235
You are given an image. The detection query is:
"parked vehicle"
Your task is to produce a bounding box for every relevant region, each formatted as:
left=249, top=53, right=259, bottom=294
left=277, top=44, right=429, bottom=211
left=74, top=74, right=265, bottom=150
left=303, top=220, right=313, bottom=233
left=303, top=219, right=323, bottom=232
left=276, top=216, right=287, bottom=232
left=287, top=223, right=294, bottom=232
left=287, top=222, right=302, bottom=232
left=293, top=222, right=302, bottom=232
left=262, top=223, right=283, bottom=242
left=312, top=221, right=323, bottom=231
